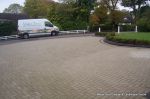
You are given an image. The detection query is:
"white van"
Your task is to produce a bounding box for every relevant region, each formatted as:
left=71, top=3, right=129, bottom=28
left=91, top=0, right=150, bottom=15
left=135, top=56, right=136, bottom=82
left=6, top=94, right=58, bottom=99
left=18, top=19, right=59, bottom=39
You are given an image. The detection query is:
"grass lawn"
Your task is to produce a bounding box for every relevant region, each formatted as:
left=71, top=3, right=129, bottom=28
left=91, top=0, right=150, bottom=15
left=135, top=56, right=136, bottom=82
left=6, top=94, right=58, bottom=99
left=115, top=32, right=150, bottom=41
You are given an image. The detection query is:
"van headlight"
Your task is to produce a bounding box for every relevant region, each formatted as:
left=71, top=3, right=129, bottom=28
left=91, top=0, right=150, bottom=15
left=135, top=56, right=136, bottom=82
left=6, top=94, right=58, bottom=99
left=54, top=26, right=59, bottom=31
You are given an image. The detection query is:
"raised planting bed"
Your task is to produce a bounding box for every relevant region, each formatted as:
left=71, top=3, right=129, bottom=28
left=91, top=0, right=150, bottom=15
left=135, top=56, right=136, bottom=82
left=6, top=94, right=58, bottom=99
left=105, top=32, right=150, bottom=47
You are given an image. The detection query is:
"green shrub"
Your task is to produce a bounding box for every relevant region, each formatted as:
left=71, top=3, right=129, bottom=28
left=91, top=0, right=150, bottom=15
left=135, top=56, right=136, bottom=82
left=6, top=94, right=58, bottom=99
left=137, top=18, right=150, bottom=32
left=100, top=25, right=114, bottom=32
left=0, top=21, right=17, bottom=36
left=58, top=21, right=87, bottom=31
left=120, top=25, right=135, bottom=32
left=95, top=32, right=115, bottom=37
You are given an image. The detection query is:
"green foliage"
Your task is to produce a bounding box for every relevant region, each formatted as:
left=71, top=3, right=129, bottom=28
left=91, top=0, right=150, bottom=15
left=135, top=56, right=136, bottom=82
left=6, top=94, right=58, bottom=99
left=47, top=3, right=58, bottom=22
left=90, top=4, right=108, bottom=25
left=138, top=18, right=150, bottom=32
left=53, top=3, right=86, bottom=30
left=90, top=14, right=100, bottom=26
left=24, top=0, right=49, bottom=18
left=137, top=6, right=150, bottom=32
left=75, top=0, right=96, bottom=23
left=22, top=0, right=150, bottom=32
left=110, top=10, right=127, bottom=25
left=90, top=0, right=126, bottom=32
left=90, top=1, right=127, bottom=32
left=58, top=21, right=87, bottom=30
left=23, top=0, right=97, bottom=30
left=139, top=6, right=150, bottom=18
left=120, top=25, right=135, bottom=31
left=101, top=25, right=114, bottom=32
left=0, top=21, right=17, bottom=36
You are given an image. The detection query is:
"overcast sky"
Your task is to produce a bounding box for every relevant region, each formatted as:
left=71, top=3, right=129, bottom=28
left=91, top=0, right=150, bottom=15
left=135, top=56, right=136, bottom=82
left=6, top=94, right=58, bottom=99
left=0, top=0, right=130, bottom=13
left=0, top=0, right=24, bottom=12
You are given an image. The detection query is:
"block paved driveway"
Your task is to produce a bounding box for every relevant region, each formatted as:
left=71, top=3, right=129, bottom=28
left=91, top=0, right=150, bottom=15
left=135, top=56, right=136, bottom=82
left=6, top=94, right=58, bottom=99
left=0, top=36, right=150, bottom=99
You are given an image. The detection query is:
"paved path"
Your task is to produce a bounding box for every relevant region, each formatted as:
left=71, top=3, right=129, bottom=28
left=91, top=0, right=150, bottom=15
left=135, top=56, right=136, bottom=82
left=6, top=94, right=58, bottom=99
left=0, top=36, right=150, bottom=99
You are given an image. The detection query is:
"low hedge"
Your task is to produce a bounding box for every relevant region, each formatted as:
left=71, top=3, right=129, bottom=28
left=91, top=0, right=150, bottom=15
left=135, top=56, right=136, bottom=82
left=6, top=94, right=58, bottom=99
left=120, top=25, right=135, bottom=32
left=0, top=21, right=17, bottom=36
left=90, top=25, right=115, bottom=32
left=106, top=33, right=150, bottom=45
left=95, top=32, right=115, bottom=37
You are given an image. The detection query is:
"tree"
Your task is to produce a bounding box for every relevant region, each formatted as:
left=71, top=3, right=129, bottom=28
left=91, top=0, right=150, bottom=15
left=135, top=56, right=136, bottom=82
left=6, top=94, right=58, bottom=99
left=52, top=0, right=97, bottom=30
left=24, top=0, right=98, bottom=30
left=47, top=2, right=58, bottom=22
left=139, top=5, right=150, bottom=18
left=90, top=3, right=108, bottom=26
left=137, top=6, right=150, bottom=31
left=121, top=0, right=148, bottom=24
left=76, top=0, right=96, bottom=22
left=3, top=3, right=23, bottom=13
left=101, top=0, right=120, bottom=11
left=90, top=14, right=100, bottom=26
left=54, top=3, right=85, bottom=30
left=100, top=0, right=120, bottom=30
left=60, top=0, right=96, bottom=23
left=110, top=10, right=127, bottom=25
left=24, top=0, right=51, bottom=18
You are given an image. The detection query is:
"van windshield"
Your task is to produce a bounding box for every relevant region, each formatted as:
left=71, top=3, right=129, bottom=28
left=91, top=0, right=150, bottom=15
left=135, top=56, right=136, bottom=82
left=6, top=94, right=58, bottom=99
left=45, top=21, right=53, bottom=27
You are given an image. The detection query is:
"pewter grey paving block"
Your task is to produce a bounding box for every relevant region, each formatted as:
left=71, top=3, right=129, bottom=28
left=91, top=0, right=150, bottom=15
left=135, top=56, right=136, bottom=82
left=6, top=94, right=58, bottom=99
left=0, top=36, right=150, bottom=99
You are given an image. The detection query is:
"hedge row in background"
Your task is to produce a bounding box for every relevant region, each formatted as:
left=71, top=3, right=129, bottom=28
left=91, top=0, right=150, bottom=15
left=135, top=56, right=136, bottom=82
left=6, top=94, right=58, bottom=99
left=120, top=25, right=135, bottom=32
left=95, top=32, right=115, bottom=37
left=59, top=21, right=87, bottom=31
left=91, top=25, right=136, bottom=32
left=137, top=18, right=150, bottom=32
left=90, top=25, right=115, bottom=32
left=0, top=21, right=17, bottom=36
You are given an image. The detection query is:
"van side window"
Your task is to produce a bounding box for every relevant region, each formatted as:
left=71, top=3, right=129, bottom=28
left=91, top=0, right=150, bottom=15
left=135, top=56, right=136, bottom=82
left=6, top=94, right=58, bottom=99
left=45, top=21, right=53, bottom=27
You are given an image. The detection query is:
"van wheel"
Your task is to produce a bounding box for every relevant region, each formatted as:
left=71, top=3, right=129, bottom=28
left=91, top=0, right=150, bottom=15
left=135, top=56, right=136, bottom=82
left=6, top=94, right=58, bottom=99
left=55, top=32, right=58, bottom=36
left=23, top=34, right=29, bottom=39
left=51, top=31, right=57, bottom=36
